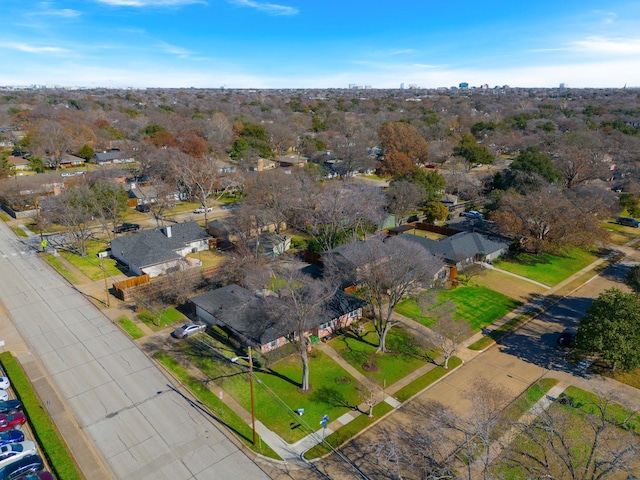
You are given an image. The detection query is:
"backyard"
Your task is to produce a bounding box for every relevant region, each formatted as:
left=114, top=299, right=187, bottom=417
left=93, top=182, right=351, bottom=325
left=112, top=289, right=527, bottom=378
left=395, top=285, right=522, bottom=331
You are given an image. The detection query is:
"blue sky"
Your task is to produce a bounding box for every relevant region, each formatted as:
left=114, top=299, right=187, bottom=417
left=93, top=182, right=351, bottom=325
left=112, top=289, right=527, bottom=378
left=2, top=0, right=640, bottom=89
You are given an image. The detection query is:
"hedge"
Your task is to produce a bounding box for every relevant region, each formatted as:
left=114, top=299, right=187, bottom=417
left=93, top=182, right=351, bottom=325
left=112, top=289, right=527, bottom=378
left=0, top=352, right=83, bottom=480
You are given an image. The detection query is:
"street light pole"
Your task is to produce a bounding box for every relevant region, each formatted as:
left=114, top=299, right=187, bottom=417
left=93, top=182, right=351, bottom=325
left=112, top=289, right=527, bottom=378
left=232, top=347, right=256, bottom=445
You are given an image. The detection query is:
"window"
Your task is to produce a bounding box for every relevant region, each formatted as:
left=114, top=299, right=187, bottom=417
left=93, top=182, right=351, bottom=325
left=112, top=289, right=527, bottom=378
left=267, top=339, right=279, bottom=349
left=319, top=321, right=333, bottom=331
left=348, top=309, right=360, bottom=319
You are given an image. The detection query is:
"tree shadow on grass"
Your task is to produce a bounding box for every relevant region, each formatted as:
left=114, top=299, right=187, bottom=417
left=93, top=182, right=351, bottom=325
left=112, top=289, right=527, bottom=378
left=311, top=385, right=356, bottom=410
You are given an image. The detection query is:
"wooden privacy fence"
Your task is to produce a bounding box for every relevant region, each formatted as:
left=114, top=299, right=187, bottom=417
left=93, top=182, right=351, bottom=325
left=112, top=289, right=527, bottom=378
left=113, top=266, right=218, bottom=302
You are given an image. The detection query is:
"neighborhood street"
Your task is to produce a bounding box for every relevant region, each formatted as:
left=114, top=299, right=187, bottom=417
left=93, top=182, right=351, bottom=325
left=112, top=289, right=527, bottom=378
left=0, top=220, right=270, bottom=480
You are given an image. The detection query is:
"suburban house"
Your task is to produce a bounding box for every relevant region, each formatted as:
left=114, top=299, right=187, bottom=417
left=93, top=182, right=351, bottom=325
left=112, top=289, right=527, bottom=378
left=402, top=231, right=509, bottom=270
left=248, top=158, right=277, bottom=172
left=276, top=154, right=307, bottom=168
left=190, top=284, right=367, bottom=353
left=110, top=221, right=210, bottom=277
left=246, top=232, right=291, bottom=258
left=6, top=156, right=31, bottom=173
left=93, top=149, right=135, bottom=165
left=207, top=217, right=287, bottom=253
left=127, top=184, right=158, bottom=208
left=45, top=153, right=85, bottom=168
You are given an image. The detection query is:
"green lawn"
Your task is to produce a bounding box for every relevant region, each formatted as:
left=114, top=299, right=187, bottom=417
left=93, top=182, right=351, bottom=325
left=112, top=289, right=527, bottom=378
left=43, top=254, right=80, bottom=284
left=117, top=316, right=145, bottom=339
left=396, top=286, right=522, bottom=331
left=330, top=323, right=435, bottom=386
left=154, top=351, right=280, bottom=459
left=493, top=248, right=599, bottom=286
left=215, top=350, right=366, bottom=443
left=137, top=307, right=187, bottom=330
left=58, top=239, right=121, bottom=280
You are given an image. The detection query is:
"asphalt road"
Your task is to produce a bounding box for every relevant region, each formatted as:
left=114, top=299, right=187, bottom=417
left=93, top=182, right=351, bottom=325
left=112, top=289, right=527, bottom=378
left=0, top=220, right=270, bottom=480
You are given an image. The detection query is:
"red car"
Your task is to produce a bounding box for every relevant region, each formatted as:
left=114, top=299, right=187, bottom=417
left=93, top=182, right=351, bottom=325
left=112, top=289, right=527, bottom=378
left=0, top=413, right=26, bottom=432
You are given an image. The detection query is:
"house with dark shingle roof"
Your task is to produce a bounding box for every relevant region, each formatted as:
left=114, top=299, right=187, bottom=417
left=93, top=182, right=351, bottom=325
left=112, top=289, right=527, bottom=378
left=93, top=150, right=135, bottom=165
left=190, top=284, right=367, bottom=353
left=402, top=231, right=509, bottom=269
left=110, top=221, right=210, bottom=277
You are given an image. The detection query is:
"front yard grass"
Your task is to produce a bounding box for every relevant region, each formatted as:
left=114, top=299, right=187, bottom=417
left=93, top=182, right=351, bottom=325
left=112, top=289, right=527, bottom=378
left=330, top=323, right=435, bottom=387
left=493, top=248, right=599, bottom=286
left=137, top=307, right=187, bottom=330
left=394, top=356, right=462, bottom=402
left=117, top=316, right=145, bottom=339
left=303, top=401, right=394, bottom=459
left=154, top=351, right=280, bottom=459
left=42, top=254, right=80, bottom=284
left=208, top=349, right=367, bottom=443
left=396, top=286, right=522, bottom=331
left=58, top=239, right=121, bottom=280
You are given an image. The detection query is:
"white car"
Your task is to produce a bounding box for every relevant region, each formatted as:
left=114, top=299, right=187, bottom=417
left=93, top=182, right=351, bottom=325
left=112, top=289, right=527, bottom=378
left=0, top=440, right=37, bottom=469
left=0, top=378, right=8, bottom=391
left=0, top=391, right=7, bottom=402
left=193, top=206, right=213, bottom=214
left=461, top=210, right=483, bottom=219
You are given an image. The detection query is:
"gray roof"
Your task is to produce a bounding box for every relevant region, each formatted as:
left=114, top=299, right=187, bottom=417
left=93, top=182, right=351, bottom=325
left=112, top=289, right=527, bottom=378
left=190, top=285, right=367, bottom=347
left=94, top=151, right=122, bottom=162
left=111, top=221, right=209, bottom=269
left=402, top=231, right=508, bottom=264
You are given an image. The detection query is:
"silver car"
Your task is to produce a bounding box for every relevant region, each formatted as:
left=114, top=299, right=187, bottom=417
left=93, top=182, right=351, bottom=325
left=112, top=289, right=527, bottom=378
left=171, top=323, right=206, bottom=339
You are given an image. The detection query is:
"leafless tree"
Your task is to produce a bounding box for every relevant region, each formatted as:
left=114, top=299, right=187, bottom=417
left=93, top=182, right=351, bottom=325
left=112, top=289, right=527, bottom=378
left=46, top=185, right=96, bottom=256
left=498, top=392, right=640, bottom=479
left=493, top=187, right=601, bottom=253
left=417, top=292, right=471, bottom=369
left=326, top=235, right=443, bottom=352
left=263, top=262, right=337, bottom=391
left=386, top=180, right=424, bottom=222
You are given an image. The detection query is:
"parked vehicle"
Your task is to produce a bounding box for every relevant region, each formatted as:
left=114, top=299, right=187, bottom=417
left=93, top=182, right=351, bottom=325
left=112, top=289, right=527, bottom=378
left=0, top=442, right=37, bottom=470
left=13, top=472, right=54, bottom=480
left=0, top=378, right=9, bottom=392
left=193, top=206, right=213, bottom=214
left=461, top=210, right=483, bottom=219
left=0, top=432, right=24, bottom=448
left=0, top=455, right=44, bottom=480
left=616, top=217, right=639, bottom=228
left=12, top=472, right=54, bottom=480
left=0, top=402, right=21, bottom=416
left=112, top=223, right=140, bottom=234
left=136, top=204, right=150, bottom=213
left=171, top=323, right=206, bottom=339
left=557, top=331, right=576, bottom=348
left=0, top=414, right=26, bottom=433
left=0, top=394, right=6, bottom=404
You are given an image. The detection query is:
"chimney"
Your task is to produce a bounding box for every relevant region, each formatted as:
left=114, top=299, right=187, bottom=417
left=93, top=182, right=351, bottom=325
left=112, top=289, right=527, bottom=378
left=163, top=225, right=172, bottom=238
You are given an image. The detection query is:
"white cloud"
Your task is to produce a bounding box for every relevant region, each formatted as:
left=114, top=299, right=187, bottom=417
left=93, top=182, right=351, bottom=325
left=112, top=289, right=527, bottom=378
left=0, top=42, right=66, bottom=54
left=95, top=0, right=204, bottom=6
left=31, top=3, right=81, bottom=18
left=228, top=0, right=298, bottom=16
left=570, top=36, right=640, bottom=55
left=157, top=42, right=193, bottom=58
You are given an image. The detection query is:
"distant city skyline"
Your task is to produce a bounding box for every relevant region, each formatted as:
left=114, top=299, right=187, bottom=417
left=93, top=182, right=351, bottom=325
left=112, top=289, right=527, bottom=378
left=1, top=1, right=640, bottom=89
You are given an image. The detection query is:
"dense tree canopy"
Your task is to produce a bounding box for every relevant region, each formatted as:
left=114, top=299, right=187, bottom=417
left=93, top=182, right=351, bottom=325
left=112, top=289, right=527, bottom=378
left=577, top=288, right=640, bottom=371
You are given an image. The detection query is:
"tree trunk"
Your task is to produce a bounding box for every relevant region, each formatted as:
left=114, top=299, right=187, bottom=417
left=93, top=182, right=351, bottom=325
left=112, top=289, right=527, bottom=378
left=377, top=323, right=391, bottom=353
left=301, top=347, right=310, bottom=391
left=443, top=354, right=450, bottom=370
